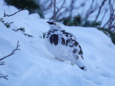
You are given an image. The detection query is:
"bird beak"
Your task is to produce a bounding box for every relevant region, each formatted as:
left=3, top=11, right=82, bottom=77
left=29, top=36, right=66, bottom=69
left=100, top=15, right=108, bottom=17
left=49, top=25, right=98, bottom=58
left=47, top=21, right=55, bottom=25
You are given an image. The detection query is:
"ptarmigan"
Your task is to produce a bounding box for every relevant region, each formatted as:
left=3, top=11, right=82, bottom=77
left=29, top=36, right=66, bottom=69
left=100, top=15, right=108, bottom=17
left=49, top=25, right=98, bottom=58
left=45, top=21, right=87, bottom=71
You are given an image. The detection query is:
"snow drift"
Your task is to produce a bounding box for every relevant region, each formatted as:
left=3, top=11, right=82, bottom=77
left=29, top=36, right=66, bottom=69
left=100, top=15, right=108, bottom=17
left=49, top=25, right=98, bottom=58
left=0, top=0, right=115, bottom=86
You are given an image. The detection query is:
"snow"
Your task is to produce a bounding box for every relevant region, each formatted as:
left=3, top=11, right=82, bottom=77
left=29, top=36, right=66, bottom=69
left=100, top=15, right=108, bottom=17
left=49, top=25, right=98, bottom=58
left=0, top=0, right=115, bottom=86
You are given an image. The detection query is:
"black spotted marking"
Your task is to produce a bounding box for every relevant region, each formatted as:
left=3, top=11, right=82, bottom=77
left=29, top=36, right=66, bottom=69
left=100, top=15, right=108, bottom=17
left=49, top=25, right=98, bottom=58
left=61, top=30, right=84, bottom=59
left=50, top=34, right=58, bottom=45
left=69, top=34, right=73, bottom=37
left=46, top=29, right=58, bottom=38
left=75, top=56, right=79, bottom=59
left=65, top=33, right=69, bottom=37
left=61, top=30, right=65, bottom=32
left=46, top=31, right=51, bottom=38
left=52, top=29, right=58, bottom=33
left=66, top=39, right=70, bottom=46
left=61, top=30, right=77, bottom=39
left=47, top=31, right=51, bottom=36
left=61, top=30, right=74, bottom=37
left=61, top=37, right=65, bottom=45
left=74, top=40, right=79, bottom=46
left=69, top=45, right=74, bottom=47
left=73, top=49, right=77, bottom=53
left=61, top=30, right=69, bottom=37
left=78, top=46, right=83, bottom=55
left=66, top=38, right=79, bottom=47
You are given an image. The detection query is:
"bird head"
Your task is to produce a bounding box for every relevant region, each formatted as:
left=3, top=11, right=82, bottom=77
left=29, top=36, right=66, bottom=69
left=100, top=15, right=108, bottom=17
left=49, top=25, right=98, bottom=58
left=47, top=21, right=60, bottom=29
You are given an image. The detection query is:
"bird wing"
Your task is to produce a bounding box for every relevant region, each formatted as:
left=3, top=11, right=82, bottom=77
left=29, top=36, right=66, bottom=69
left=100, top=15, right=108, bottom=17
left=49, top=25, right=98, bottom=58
left=60, top=30, right=84, bottom=59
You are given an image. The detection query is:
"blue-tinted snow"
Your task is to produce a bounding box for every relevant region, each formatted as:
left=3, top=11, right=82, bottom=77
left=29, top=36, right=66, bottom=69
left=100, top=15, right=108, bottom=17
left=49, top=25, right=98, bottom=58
left=0, top=0, right=115, bottom=86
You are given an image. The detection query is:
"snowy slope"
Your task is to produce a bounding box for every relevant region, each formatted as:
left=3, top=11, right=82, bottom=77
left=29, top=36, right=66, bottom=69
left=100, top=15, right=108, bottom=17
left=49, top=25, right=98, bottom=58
left=0, top=0, right=115, bottom=86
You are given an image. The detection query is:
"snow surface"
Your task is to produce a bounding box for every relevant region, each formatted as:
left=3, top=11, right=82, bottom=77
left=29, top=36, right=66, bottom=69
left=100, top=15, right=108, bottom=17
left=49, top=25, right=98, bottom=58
left=0, top=0, right=115, bottom=86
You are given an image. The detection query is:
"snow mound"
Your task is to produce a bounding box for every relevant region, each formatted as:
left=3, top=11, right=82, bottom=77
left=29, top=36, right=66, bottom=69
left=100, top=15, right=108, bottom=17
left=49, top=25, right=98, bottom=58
left=0, top=0, right=115, bottom=86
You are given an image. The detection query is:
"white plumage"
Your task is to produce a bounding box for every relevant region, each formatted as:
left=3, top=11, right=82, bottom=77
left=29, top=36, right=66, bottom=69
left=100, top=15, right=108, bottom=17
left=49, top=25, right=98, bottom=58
left=45, top=21, right=87, bottom=71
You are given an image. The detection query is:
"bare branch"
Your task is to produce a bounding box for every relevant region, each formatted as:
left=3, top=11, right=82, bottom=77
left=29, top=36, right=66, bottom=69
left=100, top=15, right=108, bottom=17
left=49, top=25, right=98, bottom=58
left=85, top=0, right=98, bottom=20
left=69, top=0, right=76, bottom=17
left=42, top=0, right=53, bottom=11
left=57, top=1, right=85, bottom=21
left=94, top=0, right=107, bottom=22
left=53, top=0, right=56, bottom=20
left=4, top=9, right=22, bottom=17
left=50, top=0, right=66, bottom=21
left=55, top=0, right=65, bottom=17
left=0, top=41, right=20, bottom=61
left=103, top=0, right=115, bottom=30
left=101, top=8, right=108, bottom=22
left=108, top=0, right=115, bottom=30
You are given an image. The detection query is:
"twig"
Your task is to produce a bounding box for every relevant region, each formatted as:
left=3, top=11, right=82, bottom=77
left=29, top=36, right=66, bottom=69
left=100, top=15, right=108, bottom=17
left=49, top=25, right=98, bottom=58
left=50, top=0, right=66, bottom=21
left=0, top=41, right=20, bottom=61
left=69, top=0, right=75, bottom=17
left=4, top=9, right=22, bottom=17
left=103, top=0, right=115, bottom=30
left=101, top=8, right=108, bottom=22
left=55, top=0, right=65, bottom=17
left=42, top=0, right=53, bottom=11
left=85, top=0, right=97, bottom=20
left=94, top=0, right=107, bottom=22
left=108, top=0, right=115, bottom=30
left=53, top=0, right=56, bottom=20
left=57, top=16, right=74, bottom=21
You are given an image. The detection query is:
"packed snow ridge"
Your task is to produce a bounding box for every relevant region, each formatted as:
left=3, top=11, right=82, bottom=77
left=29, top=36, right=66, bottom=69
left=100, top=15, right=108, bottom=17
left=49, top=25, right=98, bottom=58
left=0, top=0, right=115, bottom=86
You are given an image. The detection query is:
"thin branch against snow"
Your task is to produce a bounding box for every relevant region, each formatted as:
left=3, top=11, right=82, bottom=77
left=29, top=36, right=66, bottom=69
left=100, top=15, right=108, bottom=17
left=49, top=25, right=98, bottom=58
left=53, top=0, right=56, bottom=20
left=69, top=0, right=76, bottom=17
left=50, top=0, right=66, bottom=21
left=42, top=0, right=53, bottom=12
left=94, top=0, right=107, bottom=22
left=103, top=0, right=115, bottom=30
left=85, top=0, right=98, bottom=21
left=0, top=41, right=20, bottom=61
left=101, top=8, right=108, bottom=22
left=56, top=0, right=65, bottom=15
left=4, top=9, right=22, bottom=17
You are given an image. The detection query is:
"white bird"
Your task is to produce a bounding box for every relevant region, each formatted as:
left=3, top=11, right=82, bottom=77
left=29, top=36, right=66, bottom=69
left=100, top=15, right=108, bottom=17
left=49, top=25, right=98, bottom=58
left=45, top=21, right=87, bottom=71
